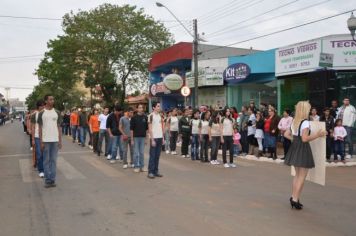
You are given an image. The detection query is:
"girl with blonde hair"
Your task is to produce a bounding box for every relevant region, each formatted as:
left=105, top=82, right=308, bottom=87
left=284, top=101, right=326, bottom=210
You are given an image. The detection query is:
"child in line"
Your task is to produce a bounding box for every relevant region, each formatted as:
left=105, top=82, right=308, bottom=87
left=333, top=119, right=347, bottom=163
left=233, top=127, right=241, bottom=157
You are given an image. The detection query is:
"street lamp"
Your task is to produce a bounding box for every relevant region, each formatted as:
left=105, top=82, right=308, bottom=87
left=156, top=2, right=203, bottom=108
left=347, top=12, right=356, bottom=42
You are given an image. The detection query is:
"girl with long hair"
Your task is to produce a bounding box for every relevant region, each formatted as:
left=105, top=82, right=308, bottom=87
left=284, top=101, right=326, bottom=210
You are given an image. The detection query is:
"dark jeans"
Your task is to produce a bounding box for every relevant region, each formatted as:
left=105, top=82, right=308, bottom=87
left=181, top=134, right=190, bottom=155
left=98, top=129, right=110, bottom=155
left=200, top=134, right=209, bottom=161
left=191, top=134, right=200, bottom=160
left=326, top=136, right=334, bottom=160
left=34, top=137, right=44, bottom=173
left=210, top=136, right=220, bottom=161
left=283, top=137, right=291, bottom=156
left=148, top=138, right=163, bottom=175
left=71, top=125, right=79, bottom=142
left=334, top=140, right=345, bottom=160
left=344, top=126, right=353, bottom=156
left=92, top=132, right=99, bottom=153
left=222, top=136, right=234, bottom=164
left=170, top=131, right=178, bottom=152
left=240, top=130, right=248, bottom=153
left=62, top=124, right=70, bottom=135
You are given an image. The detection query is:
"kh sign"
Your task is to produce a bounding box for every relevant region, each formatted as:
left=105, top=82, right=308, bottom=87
left=223, top=63, right=251, bottom=84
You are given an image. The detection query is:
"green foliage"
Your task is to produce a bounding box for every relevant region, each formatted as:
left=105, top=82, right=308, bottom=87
left=28, top=3, right=173, bottom=108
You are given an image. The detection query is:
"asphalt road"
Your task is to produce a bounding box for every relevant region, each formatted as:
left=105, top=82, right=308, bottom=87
left=0, top=121, right=355, bottom=236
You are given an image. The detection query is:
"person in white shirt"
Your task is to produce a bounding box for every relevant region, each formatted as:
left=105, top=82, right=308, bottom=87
left=310, top=107, right=320, bottom=121
left=167, top=108, right=179, bottom=155
left=31, top=100, right=45, bottom=178
left=199, top=111, right=211, bottom=163
left=38, top=94, right=62, bottom=188
left=337, top=97, right=356, bottom=158
left=147, top=102, right=165, bottom=179
left=220, top=108, right=236, bottom=168
left=333, top=119, right=348, bottom=163
left=97, top=107, right=110, bottom=157
left=190, top=110, right=201, bottom=161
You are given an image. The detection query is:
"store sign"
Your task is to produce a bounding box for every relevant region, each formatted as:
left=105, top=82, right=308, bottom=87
left=276, top=40, right=321, bottom=76
left=319, top=53, right=334, bottom=68
left=150, top=82, right=171, bottom=96
left=198, top=87, right=226, bottom=108
left=181, top=86, right=191, bottom=97
left=163, top=74, right=183, bottom=90
left=223, top=63, right=251, bottom=84
left=323, top=37, right=356, bottom=69
left=204, top=67, right=224, bottom=86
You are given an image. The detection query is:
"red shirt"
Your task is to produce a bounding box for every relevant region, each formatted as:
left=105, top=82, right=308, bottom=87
left=264, top=117, right=272, bottom=133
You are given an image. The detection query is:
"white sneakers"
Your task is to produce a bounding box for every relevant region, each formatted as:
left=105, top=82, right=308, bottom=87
left=134, top=168, right=140, bottom=173
left=171, top=151, right=177, bottom=155
left=224, top=163, right=230, bottom=168
left=123, top=164, right=128, bottom=169
left=181, top=155, right=186, bottom=158
left=106, top=155, right=111, bottom=160
left=165, top=150, right=170, bottom=154
left=39, top=172, right=44, bottom=178
left=110, top=160, right=116, bottom=164
left=229, top=163, right=237, bottom=168
left=210, top=160, right=220, bottom=165
left=130, top=164, right=135, bottom=168
left=89, top=145, right=93, bottom=150
left=345, top=154, right=351, bottom=159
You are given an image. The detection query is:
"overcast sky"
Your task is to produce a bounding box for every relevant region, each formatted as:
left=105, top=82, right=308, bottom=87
left=0, top=0, right=354, bottom=101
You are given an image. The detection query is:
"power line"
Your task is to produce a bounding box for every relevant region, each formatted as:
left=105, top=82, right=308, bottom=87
left=207, top=0, right=332, bottom=39
left=201, top=8, right=355, bottom=54
left=198, top=0, right=250, bottom=22
left=0, top=15, right=61, bottom=21
left=197, top=0, right=241, bottom=19
left=206, top=0, right=300, bottom=36
left=199, top=0, right=265, bottom=26
left=0, top=54, right=43, bottom=60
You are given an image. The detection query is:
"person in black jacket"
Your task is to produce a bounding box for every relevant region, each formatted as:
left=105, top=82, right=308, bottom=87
left=130, top=104, right=148, bottom=172
left=254, top=112, right=265, bottom=157
left=106, top=104, right=123, bottom=163
left=62, top=111, right=71, bottom=136
left=320, top=107, right=335, bottom=162
left=179, top=109, right=191, bottom=158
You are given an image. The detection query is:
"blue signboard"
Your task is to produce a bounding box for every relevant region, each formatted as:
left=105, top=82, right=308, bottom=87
left=223, top=63, right=251, bottom=84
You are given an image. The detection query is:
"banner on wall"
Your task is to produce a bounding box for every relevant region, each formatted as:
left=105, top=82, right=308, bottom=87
left=186, top=67, right=224, bottom=88
left=198, top=87, right=226, bottom=108
left=322, top=36, right=356, bottom=69
left=276, top=40, right=322, bottom=76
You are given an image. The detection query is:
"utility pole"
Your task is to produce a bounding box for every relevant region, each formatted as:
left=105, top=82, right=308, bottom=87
left=193, top=19, right=199, bottom=108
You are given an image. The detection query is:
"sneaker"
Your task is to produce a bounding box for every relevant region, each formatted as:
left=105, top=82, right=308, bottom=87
left=186, top=154, right=190, bottom=158
left=123, top=164, right=128, bottom=169
left=130, top=164, right=135, bottom=168
left=140, top=168, right=147, bottom=172
left=224, top=163, right=230, bottom=168
left=107, top=155, right=111, bottom=160
left=210, top=160, right=215, bottom=165
left=89, top=145, right=93, bottom=150
left=147, top=173, right=155, bottom=179
left=110, top=160, right=116, bottom=164
left=134, top=168, right=140, bottom=173
left=181, top=155, right=186, bottom=158
left=39, top=172, right=44, bottom=178
left=172, top=151, right=177, bottom=155
left=30, top=147, right=33, bottom=151
left=346, top=154, right=351, bottom=159
left=115, top=156, right=119, bottom=160
left=214, top=160, right=220, bottom=165
left=229, top=163, right=237, bottom=168
left=155, top=173, right=163, bottom=178
left=44, top=183, right=52, bottom=188
left=165, top=150, right=170, bottom=154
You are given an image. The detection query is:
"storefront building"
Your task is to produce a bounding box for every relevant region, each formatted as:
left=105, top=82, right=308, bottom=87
left=276, top=34, right=356, bottom=114
left=226, top=49, right=277, bottom=111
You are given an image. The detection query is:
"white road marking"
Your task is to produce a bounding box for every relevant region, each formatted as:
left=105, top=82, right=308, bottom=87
left=80, top=156, right=125, bottom=178
left=57, top=156, right=86, bottom=180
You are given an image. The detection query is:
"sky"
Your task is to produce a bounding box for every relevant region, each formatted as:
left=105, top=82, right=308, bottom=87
left=0, top=0, right=354, bottom=101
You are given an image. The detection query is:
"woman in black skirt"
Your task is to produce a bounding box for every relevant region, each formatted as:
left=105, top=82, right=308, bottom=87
left=284, top=101, right=326, bottom=210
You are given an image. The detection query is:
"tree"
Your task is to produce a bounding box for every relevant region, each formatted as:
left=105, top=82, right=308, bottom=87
left=62, top=4, right=173, bottom=105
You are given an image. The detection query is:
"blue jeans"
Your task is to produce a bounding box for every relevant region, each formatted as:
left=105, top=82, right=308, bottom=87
left=191, top=134, right=200, bottom=160
left=334, top=140, right=345, bottom=160
left=98, top=129, right=110, bottom=155
left=122, top=137, right=134, bottom=165
left=80, top=126, right=89, bottom=145
left=264, top=133, right=276, bottom=149
left=134, top=137, right=145, bottom=168
left=110, top=135, right=123, bottom=160
left=43, top=142, right=59, bottom=184
left=233, top=144, right=240, bottom=156
left=71, top=125, right=78, bottom=141
left=34, top=138, right=44, bottom=173
left=148, top=138, right=162, bottom=175
left=344, top=126, right=353, bottom=156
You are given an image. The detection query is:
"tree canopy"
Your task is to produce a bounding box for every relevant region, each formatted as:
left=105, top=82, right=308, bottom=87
left=27, top=3, right=173, bottom=109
